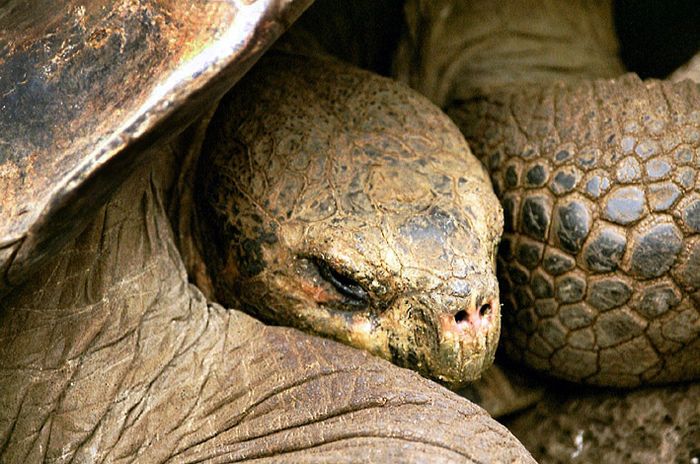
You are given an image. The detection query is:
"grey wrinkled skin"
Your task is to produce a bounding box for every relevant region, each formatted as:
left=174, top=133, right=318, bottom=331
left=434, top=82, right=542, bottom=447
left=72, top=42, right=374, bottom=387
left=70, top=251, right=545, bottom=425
left=0, top=146, right=535, bottom=463
left=196, top=52, right=504, bottom=388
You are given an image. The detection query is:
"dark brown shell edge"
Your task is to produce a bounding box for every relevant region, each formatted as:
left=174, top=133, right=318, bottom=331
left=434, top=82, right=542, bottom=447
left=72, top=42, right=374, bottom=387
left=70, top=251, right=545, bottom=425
left=0, top=0, right=313, bottom=296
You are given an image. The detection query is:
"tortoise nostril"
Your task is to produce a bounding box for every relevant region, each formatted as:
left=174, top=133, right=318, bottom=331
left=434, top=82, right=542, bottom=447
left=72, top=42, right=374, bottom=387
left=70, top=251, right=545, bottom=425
left=479, top=303, right=491, bottom=318
left=453, top=303, right=492, bottom=329
left=454, top=310, right=468, bottom=324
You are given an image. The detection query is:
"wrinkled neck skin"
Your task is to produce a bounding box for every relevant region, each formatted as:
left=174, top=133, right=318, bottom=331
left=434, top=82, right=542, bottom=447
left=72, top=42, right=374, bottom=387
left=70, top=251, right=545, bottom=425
left=394, top=0, right=625, bottom=106
left=0, top=132, right=533, bottom=462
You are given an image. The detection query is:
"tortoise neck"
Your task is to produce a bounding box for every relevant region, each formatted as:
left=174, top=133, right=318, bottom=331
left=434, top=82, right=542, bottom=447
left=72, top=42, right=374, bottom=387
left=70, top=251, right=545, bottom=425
left=396, top=0, right=625, bottom=106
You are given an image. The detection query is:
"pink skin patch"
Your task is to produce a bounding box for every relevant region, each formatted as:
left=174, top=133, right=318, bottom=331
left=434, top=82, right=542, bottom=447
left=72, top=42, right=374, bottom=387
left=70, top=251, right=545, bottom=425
left=441, top=300, right=494, bottom=337
left=299, top=279, right=338, bottom=304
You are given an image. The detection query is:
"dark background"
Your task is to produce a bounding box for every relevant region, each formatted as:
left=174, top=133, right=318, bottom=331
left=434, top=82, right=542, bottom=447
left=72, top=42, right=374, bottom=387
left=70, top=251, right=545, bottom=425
left=615, top=0, right=700, bottom=78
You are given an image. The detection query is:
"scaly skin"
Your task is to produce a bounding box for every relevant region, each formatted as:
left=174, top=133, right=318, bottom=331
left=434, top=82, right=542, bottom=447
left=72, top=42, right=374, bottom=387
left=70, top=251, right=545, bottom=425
left=451, top=75, right=700, bottom=387
left=195, top=52, right=504, bottom=388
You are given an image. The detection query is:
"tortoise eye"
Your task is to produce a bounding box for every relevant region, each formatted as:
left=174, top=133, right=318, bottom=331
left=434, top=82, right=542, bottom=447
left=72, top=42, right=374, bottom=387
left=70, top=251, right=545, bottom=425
left=313, top=258, right=369, bottom=306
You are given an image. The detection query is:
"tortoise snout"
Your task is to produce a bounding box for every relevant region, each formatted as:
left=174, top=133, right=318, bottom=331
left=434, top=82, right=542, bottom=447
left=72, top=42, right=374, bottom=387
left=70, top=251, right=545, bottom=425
left=367, top=290, right=501, bottom=387
left=430, top=293, right=501, bottom=387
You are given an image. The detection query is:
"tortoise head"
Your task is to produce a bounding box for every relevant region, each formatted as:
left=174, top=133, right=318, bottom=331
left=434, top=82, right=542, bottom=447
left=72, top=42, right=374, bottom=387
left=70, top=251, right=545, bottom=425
left=196, top=53, right=503, bottom=387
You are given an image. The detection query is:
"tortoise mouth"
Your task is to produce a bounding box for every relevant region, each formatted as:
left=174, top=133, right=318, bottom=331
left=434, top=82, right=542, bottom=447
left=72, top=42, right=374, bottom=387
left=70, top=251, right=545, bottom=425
left=353, top=293, right=502, bottom=387
left=381, top=327, right=498, bottom=388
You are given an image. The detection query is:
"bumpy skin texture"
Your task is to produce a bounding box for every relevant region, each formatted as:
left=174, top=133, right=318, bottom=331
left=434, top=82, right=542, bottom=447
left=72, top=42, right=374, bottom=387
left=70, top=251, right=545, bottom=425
left=449, top=75, right=700, bottom=387
left=196, top=52, right=504, bottom=387
left=0, top=151, right=534, bottom=463
left=506, top=383, right=700, bottom=463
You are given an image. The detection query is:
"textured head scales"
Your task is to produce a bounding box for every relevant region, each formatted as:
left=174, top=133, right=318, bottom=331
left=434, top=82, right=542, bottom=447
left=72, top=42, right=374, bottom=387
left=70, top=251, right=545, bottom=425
left=197, top=52, right=503, bottom=386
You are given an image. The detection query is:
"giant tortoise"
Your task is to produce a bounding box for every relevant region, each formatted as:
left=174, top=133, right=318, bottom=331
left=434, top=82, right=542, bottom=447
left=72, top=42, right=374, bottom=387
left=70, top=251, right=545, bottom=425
left=0, top=0, right=535, bottom=462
